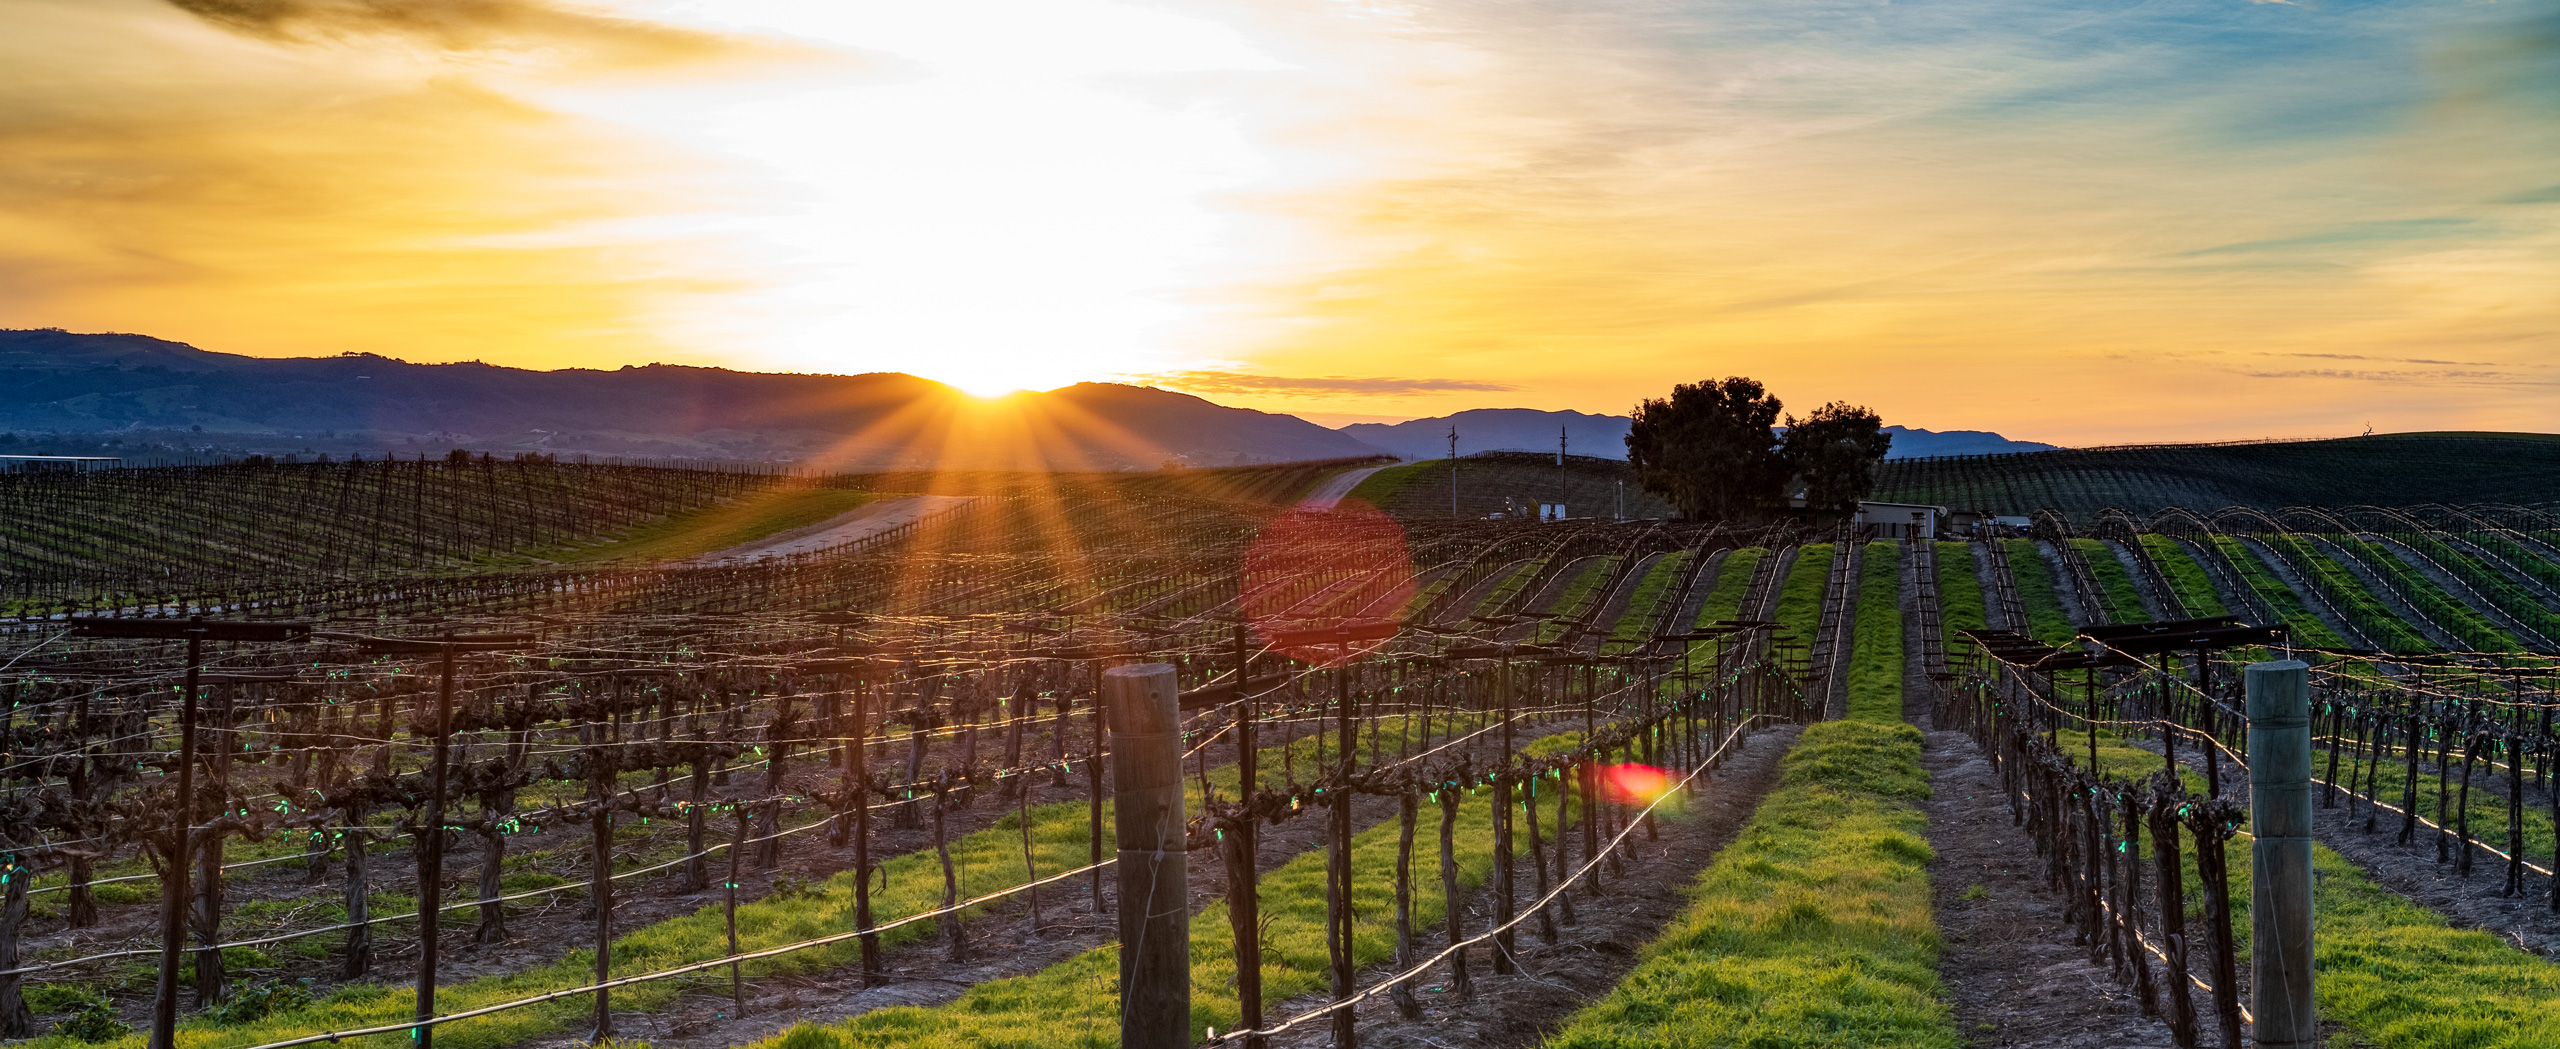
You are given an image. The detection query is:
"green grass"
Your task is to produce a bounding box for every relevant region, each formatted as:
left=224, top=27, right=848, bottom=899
left=1699, top=550, right=1762, bottom=628
left=2314, top=736, right=2557, bottom=894
left=2205, top=536, right=2350, bottom=649
left=1344, top=460, right=1435, bottom=506
left=2260, top=535, right=2434, bottom=654
left=1603, top=551, right=1693, bottom=654
left=1934, top=542, right=1988, bottom=662
left=1845, top=543, right=1903, bottom=724
left=2059, top=732, right=2560, bottom=1048
left=2394, top=532, right=2560, bottom=647
left=31, top=719, right=1453, bottom=1049
left=1476, top=558, right=1549, bottom=617
left=1772, top=544, right=1836, bottom=656
left=1533, top=557, right=1622, bottom=643
left=1676, top=549, right=1766, bottom=680
left=2475, top=532, right=2560, bottom=599
left=550, top=488, right=876, bottom=564
left=2001, top=540, right=2077, bottom=646
left=752, top=731, right=1594, bottom=1048
left=2333, top=537, right=2517, bottom=652
left=2138, top=535, right=2228, bottom=618
left=1546, top=717, right=1957, bottom=1049
left=2069, top=539, right=2151, bottom=624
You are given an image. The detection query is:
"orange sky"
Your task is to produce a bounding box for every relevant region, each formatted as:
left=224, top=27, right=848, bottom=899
left=2, top=0, right=2554, bottom=445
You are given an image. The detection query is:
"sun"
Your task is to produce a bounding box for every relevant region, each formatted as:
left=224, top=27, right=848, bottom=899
left=948, top=377, right=1033, bottom=398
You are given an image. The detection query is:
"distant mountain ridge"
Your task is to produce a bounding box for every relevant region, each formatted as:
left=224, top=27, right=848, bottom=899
left=0, top=329, right=1378, bottom=469
left=0, top=329, right=2055, bottom=469
left=1337, top=408, right=2054, bottom=461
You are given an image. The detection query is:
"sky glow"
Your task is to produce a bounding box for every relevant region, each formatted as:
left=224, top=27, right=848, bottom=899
left=0, top=0, right=2553, bottom=441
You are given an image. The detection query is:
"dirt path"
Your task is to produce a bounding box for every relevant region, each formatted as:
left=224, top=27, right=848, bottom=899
left=1906, top=559, right=2206, bottom=1049
left=686, top=495, right=975, bottom=564
left=1918, top=730, right=2198, bottom=1049
left=1257, top=722, right=1804, bottom=1049
left=1298, top=465, right=1390, bottom=512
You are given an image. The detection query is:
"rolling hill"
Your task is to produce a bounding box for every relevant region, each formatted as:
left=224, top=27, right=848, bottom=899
left=0, top=329, right=1379, bottom=469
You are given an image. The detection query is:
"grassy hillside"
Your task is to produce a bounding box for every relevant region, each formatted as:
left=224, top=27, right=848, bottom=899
left=1350, top=452, right=1675, bottom=521
left=550, top=488, right=876, bottom=563
left=1872, top=432, right=2560, bottom=520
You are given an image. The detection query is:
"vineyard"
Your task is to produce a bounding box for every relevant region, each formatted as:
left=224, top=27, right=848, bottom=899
left=1872, top=432, right=2560, bottom=521
left=3, top=457, right=2560, bottom=1049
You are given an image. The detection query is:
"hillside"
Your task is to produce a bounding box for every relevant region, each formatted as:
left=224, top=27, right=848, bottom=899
left=1341, top=408, right=2053, bottom=461
left=1872, top=432, right=2560, bottom=519
left=0, top=329, right=1378, bottom=469
left=1347, top=451, right=1676, bottom=520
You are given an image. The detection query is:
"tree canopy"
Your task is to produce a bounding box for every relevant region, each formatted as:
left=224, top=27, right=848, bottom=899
left=1624, top=377, right=1788, bottom=521
left=1624, top=377, right=1891, bottom=522
left=1781, top=402, right=1893, bottom=519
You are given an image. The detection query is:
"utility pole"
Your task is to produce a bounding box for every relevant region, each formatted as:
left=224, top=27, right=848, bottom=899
left=1557, top=426, right=1568, bottom=522
left=1448, top=425, right=1459, bottom=520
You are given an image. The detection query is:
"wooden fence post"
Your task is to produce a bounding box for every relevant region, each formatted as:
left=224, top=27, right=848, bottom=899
left=1104, top=664, right=1187, bottom=1049
left=2247, top=660, right=2315, bottom=1049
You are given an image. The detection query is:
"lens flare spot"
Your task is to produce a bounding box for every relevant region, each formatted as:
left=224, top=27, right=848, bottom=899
left=1602, top=763, right=1675, bottom=805
left=1240, top=497, right=1415, bottom=666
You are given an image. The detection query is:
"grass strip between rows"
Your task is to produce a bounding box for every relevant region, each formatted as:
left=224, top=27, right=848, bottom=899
left=1602, top=551, right=1693, bottom=655
left=2334, top=537, right=2516, bottom=652
left=2263, top=535, right=2436, bottom=654
left=1772, top=544, right=1834, bottom=648
left=1551, top=548, right=1952, bottom=1048
left=1533, top=557, right=1624, bottom=644
left=1546, top=717, right=1954, bottom=1048
left=2138, top=535, right=2228, bottom=618
left=2001, top=539, right=2077, bottom=646
left=1674, top=548, right=1763, bottom=680
left=1845, top=543, right=1903, bottom=725
left=1933, top=541, right=1988, bottom=663
left=2203, top=536, right=2350, bottom=649
left=2069, top=538, right=2153, bottom=625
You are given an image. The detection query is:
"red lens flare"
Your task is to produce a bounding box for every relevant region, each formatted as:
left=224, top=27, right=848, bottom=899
left=1601, top=763, right=1675, bottom=805
left=1240, top=497, right=1416, bottom=666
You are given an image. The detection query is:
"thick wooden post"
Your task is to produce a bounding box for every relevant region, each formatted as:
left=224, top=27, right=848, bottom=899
left=149, top=628, right=202, bottom=1049
left=845, top=681, right=879, bottom=982
left=2247, top=660, right=2315, bottom=1049
left=415, top=645, right=456, bottom=1049
left=1104, top=664, right=1187, bottom=1049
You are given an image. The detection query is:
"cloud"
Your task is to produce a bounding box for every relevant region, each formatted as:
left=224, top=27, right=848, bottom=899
left=160, top=0, right=805, bottom=70
left=2275, top=353, right=2489, bottom=366
left=1136, top=370, right=1516, bottom=395
left=2180, top=219, right=2482, bottom=257
left=2232, top=368, right=2522, bottom=384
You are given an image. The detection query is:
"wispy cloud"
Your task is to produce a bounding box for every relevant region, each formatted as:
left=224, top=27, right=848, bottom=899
left=2233, top=368, right=2522, bottom=384
left=2181, top=219, right=2482, bottom=257
left=2275, top=353, right=2489, bottom=366
left=160, top=0, right=796, bottom=68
